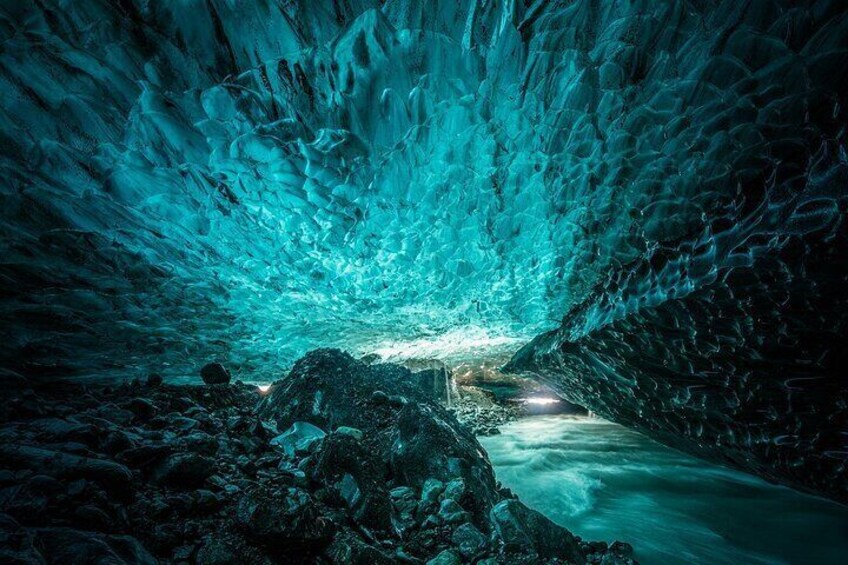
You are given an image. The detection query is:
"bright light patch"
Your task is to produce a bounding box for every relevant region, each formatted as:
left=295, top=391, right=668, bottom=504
left=257, top=384, right=272, bottom=393
left=524, top=397, right=561, bottom=405
left=369, top=326, right=525, bottom=362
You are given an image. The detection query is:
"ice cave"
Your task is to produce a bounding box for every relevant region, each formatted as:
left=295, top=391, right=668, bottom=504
left=0, top=1, right=847, bottom=563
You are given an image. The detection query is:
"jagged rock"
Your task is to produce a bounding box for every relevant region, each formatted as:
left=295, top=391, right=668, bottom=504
left=438, top=499, right=467, bottom=524
left=420, top=479, right=444, bottom=505
left=259, top=350, right=500, bottom=527
left=490, top=499, right=584, bottom=562
left=200, top=363, right=231, bottom=385
left=235, top=485, right=333, bottom=555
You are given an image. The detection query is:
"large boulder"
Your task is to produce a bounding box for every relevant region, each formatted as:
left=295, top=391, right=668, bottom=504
left=258, top=349, right=500, bottom=527
left=490, top=499, right=584, bottom=562
left=200, top=363, right=231, bottom=385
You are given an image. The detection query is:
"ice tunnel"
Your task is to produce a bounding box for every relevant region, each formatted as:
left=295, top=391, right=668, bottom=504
left=1, top=1, right=848, bottom=561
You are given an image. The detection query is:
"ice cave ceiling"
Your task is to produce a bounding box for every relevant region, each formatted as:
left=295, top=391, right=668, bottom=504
left=1, top=1, right=847, bottom=501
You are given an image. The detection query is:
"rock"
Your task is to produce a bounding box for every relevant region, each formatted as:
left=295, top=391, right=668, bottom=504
left=438, top=498, right=467, bottom=524
left=610, top=541, right=634, bottom=559
left=490, top=499, right=584, bottom=562
left=371, top=390, right=390, bottom=404
left=196, top=538, right=238, bottom=565
left=236, top=486, right=333, bottom=555
left=270, top=422, right=326, bottom=458
left=0, top=369, right=28, bottom=389
left=325, top=530, right=395, bottom=564
left=426, top=549, right=462, bottom=565
left=200, top=363, right=231, bottom=385
left=389, top=486, right=418, bottom=533
left=334, top=426, right=364, bottom=441
left=0, top=444, right=133, bottom=501
left=126, top=398, right=157, bottom=421
left=146, top=373, right=163, bottom=387
left=73, top=504, right=113, bottom=532
left=151, top=453, right=215, bottom=488
left=443, top=478, right=465, bottom=502
left=310, top=433, right=393, bottom=531
left=32, top=527, right=157, bottom=564
left=420, top=479, right=444, bottom=504
left=451, top=522, right=487, bottom=558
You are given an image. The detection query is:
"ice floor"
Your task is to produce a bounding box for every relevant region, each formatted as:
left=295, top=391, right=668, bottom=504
left=480, top=416, right=848, bottom=565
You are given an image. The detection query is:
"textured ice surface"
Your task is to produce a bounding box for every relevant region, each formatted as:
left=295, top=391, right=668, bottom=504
left=0, top=0, right=847, bottom=499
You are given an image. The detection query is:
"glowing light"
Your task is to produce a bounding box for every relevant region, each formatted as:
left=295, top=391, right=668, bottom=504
left=524, top=397, right=561, bottom=405
left=369, top=326, right=525, bottom=362
left=257, top=384, right=272, bottom=393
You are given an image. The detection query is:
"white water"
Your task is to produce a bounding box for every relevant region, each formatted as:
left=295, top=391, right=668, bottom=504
left=480, top=415, right=848, bottom=565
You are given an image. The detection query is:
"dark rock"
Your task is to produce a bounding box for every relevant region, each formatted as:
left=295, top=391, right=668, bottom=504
left=146, top=373, right=163, bottom=387
left=73, top=504, right=113, bottom=532
left=438, top=498, right=467, bottom=524
left=151, top=453, right=215, bottom=488
left=196, top=538, right=238, bottom=565
left=200, top=363, right=231, bottom=385
left=490, top=499, right=584, bottom=562
left=610, top=541, right=634, bottom=559
left=0, top=444, right=133, bottom=501
left=325, top=530, right=395, bottom=564
left=126, top=398, right=157, bottom=421
left=235, top=485, right=333, bottom=555
left=258, top=349, right=500, bottom=528
left=0, top=369, right=28, bottom=389
left=32, top=527, right=156, bottom=564
left=451, top=522, right=487, bottom=558
left=310, top=433, right=393, bottom=532
left=118, top=444, right=172, bottom=469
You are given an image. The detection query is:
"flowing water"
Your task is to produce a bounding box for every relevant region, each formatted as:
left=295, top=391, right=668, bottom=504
left=479, top=415, right=848, bottom=565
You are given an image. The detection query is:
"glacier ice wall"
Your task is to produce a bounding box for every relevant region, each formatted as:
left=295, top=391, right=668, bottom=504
left=0, top=0, right=847, bottom=499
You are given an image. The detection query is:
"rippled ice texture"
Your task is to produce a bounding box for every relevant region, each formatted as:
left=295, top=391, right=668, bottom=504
left=480, top=416, right=848, bottom=565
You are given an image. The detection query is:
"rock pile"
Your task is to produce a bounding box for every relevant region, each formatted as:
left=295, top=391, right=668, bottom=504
left=0, top=351, right=636, bottom=564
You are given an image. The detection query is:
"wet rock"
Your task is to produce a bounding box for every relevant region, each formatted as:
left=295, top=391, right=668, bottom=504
left=438, top=498, right=467, bottom=524
left=443, top=479, right=465, bottom=502
left=451, top=522, right=487, bottom=558
left=420, top=479, right=444, bottom=505
left=490, top=499, right=584, bottom=562
left=200, top=363, right=231, bottom=385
